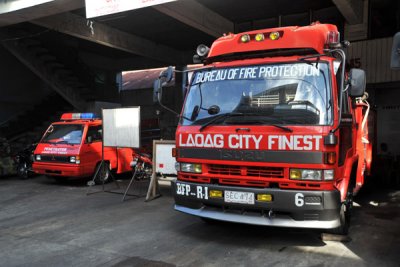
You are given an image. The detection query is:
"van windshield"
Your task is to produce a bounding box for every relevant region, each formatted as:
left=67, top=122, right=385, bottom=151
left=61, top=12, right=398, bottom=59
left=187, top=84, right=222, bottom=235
left=181, top=62, right=332, bottom=126
left=41, top=124, right=83, bottom=145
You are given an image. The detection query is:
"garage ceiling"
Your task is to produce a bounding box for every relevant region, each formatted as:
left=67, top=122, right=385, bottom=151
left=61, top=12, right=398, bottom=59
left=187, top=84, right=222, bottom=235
left=0, top=0, right=352, bottom=131
left=0, top=0, right=345, bottom=71
left=2, top=0, right=399, bottom=143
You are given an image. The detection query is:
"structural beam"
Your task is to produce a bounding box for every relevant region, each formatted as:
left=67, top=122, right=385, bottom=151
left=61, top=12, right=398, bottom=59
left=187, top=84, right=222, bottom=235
left=153, top=0, right=234, bottom=37
left=79, top=51, right=168, bottom=71
left=332, top=0, right=363, bottom=25
left=0, top=0, right=84, bottom=27
left=32, top=12, right=186, bottom=65
left=343, top=0, right=368, bottom=41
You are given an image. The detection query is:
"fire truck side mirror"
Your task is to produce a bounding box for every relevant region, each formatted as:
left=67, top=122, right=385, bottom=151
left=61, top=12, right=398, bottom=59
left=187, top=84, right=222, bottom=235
left=160, top=66, right=174, bottom=83
left=152, top=66, right=181, bottom=117
left=153, top=79, right=162, bottom=104
left=391, top=32, right=400, bottom=69
left=348, top=68, right=366, bottom=98
left=153, top=66, right=174, bottom=104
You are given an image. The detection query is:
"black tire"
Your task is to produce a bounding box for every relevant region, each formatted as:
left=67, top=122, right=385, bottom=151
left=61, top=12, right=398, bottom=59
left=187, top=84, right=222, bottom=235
left=94, top=162, right=111, bottom=185
left=329, top=167, right=356, bottom=235
left=200, top=217, right=220, bottom=224
left=329, top=200, right=351, bottom=235
left=53, top=176, right=68, bottom=183
left=17, top=163, right=29, bottom=179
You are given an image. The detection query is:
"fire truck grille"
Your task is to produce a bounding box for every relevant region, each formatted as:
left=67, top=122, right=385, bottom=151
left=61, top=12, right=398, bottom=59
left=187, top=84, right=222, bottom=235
left=208, top=165, right=241, bottom=175
left=180, top=165, right=285, bottom=188
left=40, top=155, right=70, bottom=163
left=246, top=166, right=284, bottom=178
left=208, top=164, right=284, bottom=178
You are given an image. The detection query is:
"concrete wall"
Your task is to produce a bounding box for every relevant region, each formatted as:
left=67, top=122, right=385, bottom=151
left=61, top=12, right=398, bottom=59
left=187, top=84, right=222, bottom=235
left=0, top=46, right=51, bottom=125
left=373, top=85, right=400, bottom=157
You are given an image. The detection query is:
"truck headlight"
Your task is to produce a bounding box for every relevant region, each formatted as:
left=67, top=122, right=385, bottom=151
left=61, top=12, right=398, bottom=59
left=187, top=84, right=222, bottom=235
left=290, top=169, right=334, bottom=181
left=179, top=163, right=202, bottom=173
left=35, top=155, right=41, bottom=161
left=290, top=169, right=322, bottom=181
left=323, top=169, right=334, bottom=180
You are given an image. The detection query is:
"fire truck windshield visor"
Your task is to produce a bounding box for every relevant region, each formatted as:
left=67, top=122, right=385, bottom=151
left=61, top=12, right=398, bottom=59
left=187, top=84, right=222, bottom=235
left=41, top=124, right=84, bottom=145
left=182, top=62, right=332, bottom=126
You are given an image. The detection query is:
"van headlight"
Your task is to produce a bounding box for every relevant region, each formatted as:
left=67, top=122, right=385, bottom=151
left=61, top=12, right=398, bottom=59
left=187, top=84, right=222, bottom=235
left=35, top=155, right=41, bottom=161
left=70, top=156, right=80, bottom=164
left=178, top=163, right=202, bottom=173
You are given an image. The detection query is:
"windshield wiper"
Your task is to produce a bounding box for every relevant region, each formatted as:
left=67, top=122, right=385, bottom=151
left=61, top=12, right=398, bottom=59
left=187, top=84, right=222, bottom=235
left=199, top=112, right=294, bottom=132
left=298, top=54, right=325, bottom=66
left=270, top=124, right=293, bottom=132
left=199, top=112, right=244, bottom=132
left=55, top=140, right=77, bottom=146
left=242, top=119, right=293, bottom=132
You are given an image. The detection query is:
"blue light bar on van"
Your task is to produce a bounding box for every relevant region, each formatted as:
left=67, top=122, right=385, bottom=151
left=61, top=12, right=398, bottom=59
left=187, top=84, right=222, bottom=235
left=60, top=113, right=99, bottom=120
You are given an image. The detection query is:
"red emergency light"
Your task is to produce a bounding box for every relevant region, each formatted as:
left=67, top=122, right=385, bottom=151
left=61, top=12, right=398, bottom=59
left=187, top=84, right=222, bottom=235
left=60, top=113, right=99, bottom=120
left=326, top=31, right=340, bottom=48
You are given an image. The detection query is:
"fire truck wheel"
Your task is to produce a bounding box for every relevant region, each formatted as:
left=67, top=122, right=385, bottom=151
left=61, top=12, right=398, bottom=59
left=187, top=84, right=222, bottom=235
left=329, top=201, right=351, bottom=235
left=94, top=162, right=111, bottom=185
left=200, top=217, right=221, bottom=225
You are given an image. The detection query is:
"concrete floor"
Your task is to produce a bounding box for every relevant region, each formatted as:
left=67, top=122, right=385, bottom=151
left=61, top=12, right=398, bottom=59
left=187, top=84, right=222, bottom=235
left=0, top=175, right=399, bottom=267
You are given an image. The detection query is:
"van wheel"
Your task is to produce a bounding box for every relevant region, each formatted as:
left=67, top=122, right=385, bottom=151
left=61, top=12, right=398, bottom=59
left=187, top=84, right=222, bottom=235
left=17, top=163, right=29, bottom=179
left=53, top=176, right=68, bottom=183
left=94, top=162, right=111, bottom=185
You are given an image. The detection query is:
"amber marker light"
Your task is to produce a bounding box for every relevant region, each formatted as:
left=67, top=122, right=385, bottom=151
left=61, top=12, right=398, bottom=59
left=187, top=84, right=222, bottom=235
left=325, top=152, right=337, bottom=165
left=257, top=194, right=272, bottom=202
left=269, top=31, right=280, bottom=40
left=210, top=190, right=223, bottom=198
left=290, top=169, right=302, bottom=179
left=255, top=33, right=265, bottom=41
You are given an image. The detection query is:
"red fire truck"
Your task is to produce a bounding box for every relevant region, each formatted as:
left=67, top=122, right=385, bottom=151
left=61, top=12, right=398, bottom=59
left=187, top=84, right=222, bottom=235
left=32, top=113, right=134, bottom=183
left=155, top=23, right=372, bottom=234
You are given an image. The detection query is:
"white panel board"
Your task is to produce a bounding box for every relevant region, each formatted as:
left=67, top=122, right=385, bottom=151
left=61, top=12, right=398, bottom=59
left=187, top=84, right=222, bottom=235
left=85, top=0, right=177, bottom=18
left=0, top=0, right=54, bottom=14
left=103, top=107, right=140, bottom=148
left=155, top=141, right=176, bottom=175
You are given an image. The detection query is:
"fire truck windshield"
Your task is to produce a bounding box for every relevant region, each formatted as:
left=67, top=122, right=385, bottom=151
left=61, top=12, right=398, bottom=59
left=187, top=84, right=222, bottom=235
left=181, top=62, right=332, bottom=126
left=41, top=124, right=84, bottom=145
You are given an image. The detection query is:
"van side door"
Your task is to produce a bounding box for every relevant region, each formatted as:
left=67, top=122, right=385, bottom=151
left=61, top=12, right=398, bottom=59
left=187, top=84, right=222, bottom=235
left=81, top=125, right=103, bottom=175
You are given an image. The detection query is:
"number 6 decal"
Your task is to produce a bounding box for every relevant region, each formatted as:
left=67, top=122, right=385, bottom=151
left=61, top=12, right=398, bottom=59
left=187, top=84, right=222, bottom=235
left=295, top=193, right=304, bottom=207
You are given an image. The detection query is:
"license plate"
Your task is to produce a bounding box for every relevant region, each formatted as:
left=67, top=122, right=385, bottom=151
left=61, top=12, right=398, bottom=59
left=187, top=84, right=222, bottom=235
left=224, top=190, right=254, bottom=205
left=176, top=182, right=209, bottom=200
